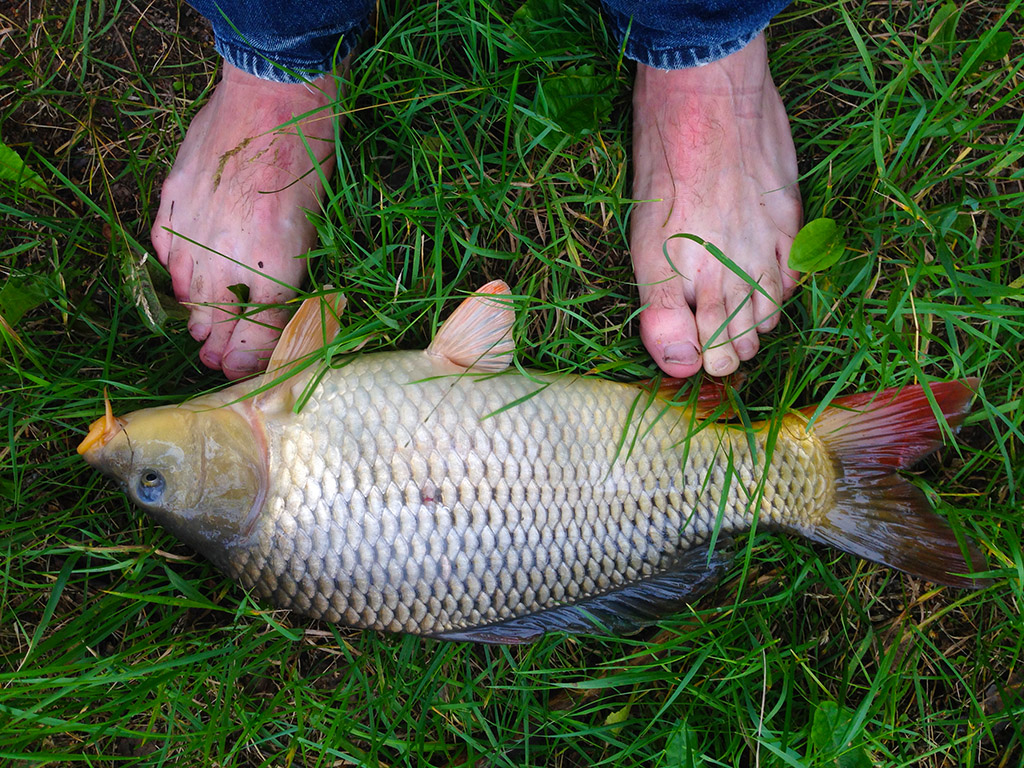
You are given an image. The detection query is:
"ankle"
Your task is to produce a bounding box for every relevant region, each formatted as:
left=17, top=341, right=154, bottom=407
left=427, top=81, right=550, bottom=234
left=636, top=35, right=770, bottom=107
left=219, top=62, right=338, bottom=107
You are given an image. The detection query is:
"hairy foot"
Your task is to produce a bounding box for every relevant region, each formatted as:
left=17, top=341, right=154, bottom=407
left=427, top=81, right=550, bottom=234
left=631, top=34, right=802, bottom=378
left=151, top=62, right=338, bottom=379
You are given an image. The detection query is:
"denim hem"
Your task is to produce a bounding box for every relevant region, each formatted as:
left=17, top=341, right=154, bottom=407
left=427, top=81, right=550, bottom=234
left=601, top=1, right=790, bottom=70
left=624, top=26, right=763, bottom=70
left=213, top=26, right=365, bottom=84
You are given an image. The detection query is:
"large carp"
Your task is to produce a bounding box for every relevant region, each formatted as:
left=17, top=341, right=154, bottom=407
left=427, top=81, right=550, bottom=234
left=79, top=281, right=984, bottom=642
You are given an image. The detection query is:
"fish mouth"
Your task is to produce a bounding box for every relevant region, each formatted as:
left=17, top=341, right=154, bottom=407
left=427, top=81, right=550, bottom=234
left=77, top=391, right=124, bottom=458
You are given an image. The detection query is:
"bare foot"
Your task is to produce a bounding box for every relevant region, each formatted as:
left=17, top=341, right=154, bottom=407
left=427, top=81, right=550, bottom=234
left=630, top=34, right=802, bottom=378
left=151, top=62, right=338, bottom=379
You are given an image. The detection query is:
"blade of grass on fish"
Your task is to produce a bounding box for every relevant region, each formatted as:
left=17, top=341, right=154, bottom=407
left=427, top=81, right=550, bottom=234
left=478, top=379, right=553, bottom=421
left=704, top=448, right=738, bottom=560
left=606, top=385, right=677, bottom=471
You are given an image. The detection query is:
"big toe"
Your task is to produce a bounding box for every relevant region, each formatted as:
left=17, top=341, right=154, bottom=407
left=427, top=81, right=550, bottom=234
left=222, top=310, right=287, bottom=380
left=639, top=304, right=703, bottom=378
left=221, top=278, right=297, bottom=379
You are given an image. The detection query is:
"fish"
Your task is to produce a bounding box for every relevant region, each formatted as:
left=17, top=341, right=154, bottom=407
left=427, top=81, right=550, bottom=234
left=78, top=281, right=986, bottom=643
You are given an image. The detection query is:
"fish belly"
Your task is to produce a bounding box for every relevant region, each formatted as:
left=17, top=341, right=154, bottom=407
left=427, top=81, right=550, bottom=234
left=228, top=351, right=832, bottom=635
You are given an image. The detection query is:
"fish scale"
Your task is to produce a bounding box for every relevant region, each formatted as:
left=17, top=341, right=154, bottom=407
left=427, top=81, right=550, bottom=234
left=224, top=350, right=821, bottom=636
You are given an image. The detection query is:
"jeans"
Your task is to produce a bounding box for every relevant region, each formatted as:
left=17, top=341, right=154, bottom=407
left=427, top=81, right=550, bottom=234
left=602, top=1, right=792, bottom=69
left=187, top=1, right=792, bottom=84
left=187, top=0, right=374, bottom=83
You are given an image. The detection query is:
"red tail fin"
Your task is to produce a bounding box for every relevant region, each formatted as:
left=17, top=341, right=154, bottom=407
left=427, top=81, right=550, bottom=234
left=802, top=379, right=986, bottom=588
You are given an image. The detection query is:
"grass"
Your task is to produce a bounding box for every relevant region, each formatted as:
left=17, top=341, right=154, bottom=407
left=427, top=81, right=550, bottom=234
left=2, top=0, right=1022, bottom=765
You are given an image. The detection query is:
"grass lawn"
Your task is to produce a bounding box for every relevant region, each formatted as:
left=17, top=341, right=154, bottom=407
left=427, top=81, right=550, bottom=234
left=2, top=0, right=1022, bottom=765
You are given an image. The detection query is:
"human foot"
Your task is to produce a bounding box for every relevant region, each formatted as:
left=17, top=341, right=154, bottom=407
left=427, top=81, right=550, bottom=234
left=630, top=34, right=802, bottom=378
left=151, top=62, right=338, bottom=379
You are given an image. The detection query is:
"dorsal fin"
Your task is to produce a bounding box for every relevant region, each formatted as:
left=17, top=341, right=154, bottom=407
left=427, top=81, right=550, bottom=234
left=425, top=280, right=515, bottom=372
left=254, top=290, right=347, bottom=410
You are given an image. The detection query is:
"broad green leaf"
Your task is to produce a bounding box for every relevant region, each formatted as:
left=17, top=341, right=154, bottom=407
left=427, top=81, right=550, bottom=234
left=0, top=275, right=55, bottom=326
left=529, top=65, right=614, bottom=150
left=512, top=0, right=574, bottom=54
left=603, top=703, right=630, bottom=728
left=0, top=142, right=49, bottom=192
left=663, top=718, right=706, bottom=768
left=965, top=31, right=1012, bottom=76
left=788, top=218, right=847, bottom=273
left=226, top=283, right=251, bottom=302
left=927, top=1, right=958, bottom=49
left=809, top=701, right=874, bottom=768
left=512, top=0, right=562, bottom=27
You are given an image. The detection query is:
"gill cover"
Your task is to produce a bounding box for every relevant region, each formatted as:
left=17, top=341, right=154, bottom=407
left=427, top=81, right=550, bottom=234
left=79, top=403, right=265, bottom=566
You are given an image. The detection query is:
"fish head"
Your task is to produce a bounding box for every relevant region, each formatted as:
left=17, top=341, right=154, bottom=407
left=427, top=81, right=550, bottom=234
left=78, top=395, right=265, bottom=563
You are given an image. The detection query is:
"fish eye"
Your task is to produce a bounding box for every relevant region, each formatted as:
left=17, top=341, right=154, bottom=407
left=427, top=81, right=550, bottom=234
left=136, top=469, right=166, bottom=504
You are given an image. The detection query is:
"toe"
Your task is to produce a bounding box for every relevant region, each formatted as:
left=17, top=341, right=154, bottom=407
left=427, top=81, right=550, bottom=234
left=221, top=274, right=298, bottom=380
left=222, top=306, right=288, bottom=379
left=186, top=266, right=218, bottom=343
left=165, top=251, right=195, bottom=306
left=695, top=282, right=739, bottom=378
left=633, top=252, right=703, bottom=377
left=725, top=284, right=760, bottom=362
left=151, top=206, right=174, bottom=268
left=778, top=252, right=799, bottom=297
left=631, top=227, right=707, bottom=377
left=151, top=202, right=195, bottom=304
left=639, top=304, right=703, bottom=378
left=197, top=294, right=240, bottom=372
left=752, top=269, right=784, bottom=333
left=188, top=262, right=241, bottom=368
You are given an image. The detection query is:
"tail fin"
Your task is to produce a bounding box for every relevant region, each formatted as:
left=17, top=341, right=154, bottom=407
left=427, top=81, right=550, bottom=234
left=802, top=379, right=986, bottom=588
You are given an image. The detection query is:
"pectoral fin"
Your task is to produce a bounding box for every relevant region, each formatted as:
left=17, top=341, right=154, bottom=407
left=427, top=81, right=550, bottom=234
left=255, top=290, right=347, bottom=411
left=426, top=280, right=515, bottom=372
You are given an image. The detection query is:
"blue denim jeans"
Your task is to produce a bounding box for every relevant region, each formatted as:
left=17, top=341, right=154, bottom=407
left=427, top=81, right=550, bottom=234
left=188, top=1, right=792, bottom=83
left=187, top=0, right=374, bottom=83
left=602, top=1, right=792, bottom=69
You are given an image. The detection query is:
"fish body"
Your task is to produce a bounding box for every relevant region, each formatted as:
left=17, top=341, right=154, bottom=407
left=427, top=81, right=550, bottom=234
left=235, top=350, right=828, bottom=637
left=79, top=282, right=983, bottom=643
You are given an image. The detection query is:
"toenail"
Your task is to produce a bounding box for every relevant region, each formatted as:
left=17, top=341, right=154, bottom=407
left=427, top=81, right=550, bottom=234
left=200, top=348, right=222, bottom=369
left=734, top=337, right=757, bottom=360
left=224, top=350, right=259, bottom=373
left=709, top=357, right=734, bottom=375
left=663, top=342, right=699, bottom=366
left=189, top=323, right=211, bottom=342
